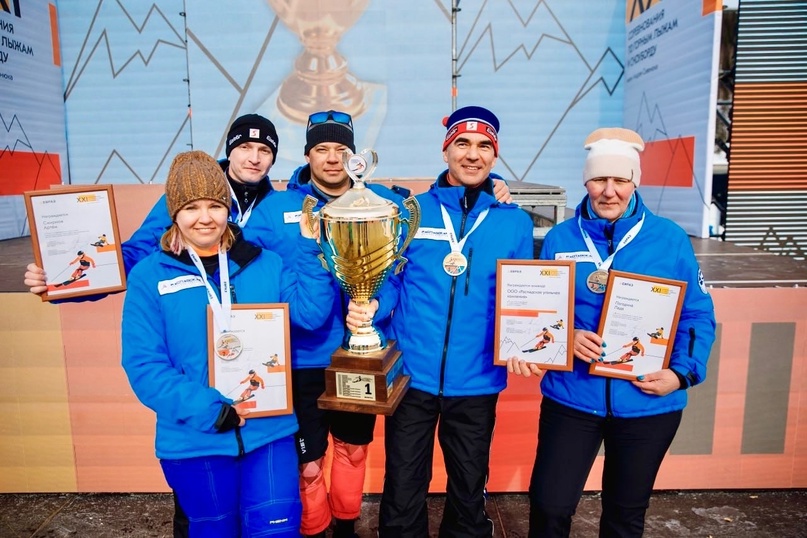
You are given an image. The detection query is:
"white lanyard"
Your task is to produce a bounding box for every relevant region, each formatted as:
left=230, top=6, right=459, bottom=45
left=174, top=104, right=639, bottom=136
left=440, top=205, right=489, bottom=254
left=228, top=185, right=256, bottom=227
left=188, top=247, right=232, bottom=333
left=577, top=212, right=645, bottom=272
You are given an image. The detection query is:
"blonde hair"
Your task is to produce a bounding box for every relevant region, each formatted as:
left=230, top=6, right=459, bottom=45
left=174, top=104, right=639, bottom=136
left=160, top=223, right=236, bottom=255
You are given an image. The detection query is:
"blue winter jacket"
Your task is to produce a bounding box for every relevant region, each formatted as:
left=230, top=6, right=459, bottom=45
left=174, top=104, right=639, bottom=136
left=539, top=192, right=716, bottom=418
left=269, top=164, right=406, bottom=369
left=121, top=229, right=334, bottom=459
left=122, top=164, right=280, bottom=274
left=376, top=172, right=534, bottom=397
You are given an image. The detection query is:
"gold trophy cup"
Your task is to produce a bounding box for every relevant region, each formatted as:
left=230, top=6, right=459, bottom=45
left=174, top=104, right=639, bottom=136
left=266, top=0, right=369, bottom=123
left=302, top=149, right=420, bottom=415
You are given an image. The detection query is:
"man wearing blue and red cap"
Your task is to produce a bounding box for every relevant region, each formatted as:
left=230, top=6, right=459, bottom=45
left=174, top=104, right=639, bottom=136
left=347, top=105, right=534, bottom=536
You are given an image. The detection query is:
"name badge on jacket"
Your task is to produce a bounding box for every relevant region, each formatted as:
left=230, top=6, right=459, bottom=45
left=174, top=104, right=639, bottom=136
left=554, top=251, right=595, bottom=264
left=158, top=275, right=205, bottom=295
left=415, top=227, right=451, bottom=241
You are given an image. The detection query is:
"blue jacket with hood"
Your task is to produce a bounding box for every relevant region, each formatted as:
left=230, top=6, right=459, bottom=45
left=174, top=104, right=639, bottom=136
left=263, top=163, right=407, bottom=369
left=121, top=227, right=334, bottom=459
left=539, top=192, right=716, bottom=418
left=375, top=172, right=534, bottom=397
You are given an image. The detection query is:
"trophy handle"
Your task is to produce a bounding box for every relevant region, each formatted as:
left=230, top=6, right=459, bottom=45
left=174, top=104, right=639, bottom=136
left=302, top=195, right=319, bottom=237
left=302, top=195, right=329, bottom=271
left=394, top=196, right=421, bottom=275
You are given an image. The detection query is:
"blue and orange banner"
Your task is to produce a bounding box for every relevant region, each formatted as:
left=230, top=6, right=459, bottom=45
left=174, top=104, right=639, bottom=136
left=623, top=0, right=722, bottom=236
left=0, top=2, right=67, bottom=238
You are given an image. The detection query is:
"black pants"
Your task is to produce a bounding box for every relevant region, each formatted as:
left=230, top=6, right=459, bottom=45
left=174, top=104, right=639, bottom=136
left=292, top=367, right=376, bottom=463
left=529, top=397, right=682, bottom=538
left=379, top=388, right=498, bottom=538
left=173, top=491, right=189, bottom=538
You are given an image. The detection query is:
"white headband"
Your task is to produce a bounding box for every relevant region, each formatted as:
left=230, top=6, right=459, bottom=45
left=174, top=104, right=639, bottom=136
left=583, top=130, right=644, bottom=186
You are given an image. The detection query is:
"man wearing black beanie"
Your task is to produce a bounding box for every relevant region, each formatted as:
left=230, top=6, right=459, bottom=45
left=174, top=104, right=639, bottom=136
left=114, top=113, right=282, bottom=274
left=221, top=113, right=279, bottom=227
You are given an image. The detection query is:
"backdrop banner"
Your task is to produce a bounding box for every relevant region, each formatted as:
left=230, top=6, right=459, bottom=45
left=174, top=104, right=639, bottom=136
left=0, top=1, right=68, bottom=239
left=623, top=0, right=722, bottom=237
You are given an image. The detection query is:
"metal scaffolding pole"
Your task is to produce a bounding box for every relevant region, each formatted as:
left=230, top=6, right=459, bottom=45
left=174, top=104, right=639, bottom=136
left=451, top=0, right=460, bottom=111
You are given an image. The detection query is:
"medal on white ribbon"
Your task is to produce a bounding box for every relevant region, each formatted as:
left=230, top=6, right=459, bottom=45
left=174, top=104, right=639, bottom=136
left=439, top=204, right=488, bottom=277
left=577, top=213, right=645, bottom=294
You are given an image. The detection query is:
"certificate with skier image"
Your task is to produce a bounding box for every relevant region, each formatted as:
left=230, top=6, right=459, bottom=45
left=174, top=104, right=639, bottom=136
left=494, top=259, right=575, bottom=371
left=24, top=185, right=126, bottom=301
left=590, top=270, right=686, bottom=380
left=208, top=304, right=293, bottom=418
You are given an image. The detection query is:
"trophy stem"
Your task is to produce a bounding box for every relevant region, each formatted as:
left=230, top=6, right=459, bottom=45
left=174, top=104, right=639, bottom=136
left=277, top=49, right=367, bottom=123
left=343, top=299, right=386, bottom=354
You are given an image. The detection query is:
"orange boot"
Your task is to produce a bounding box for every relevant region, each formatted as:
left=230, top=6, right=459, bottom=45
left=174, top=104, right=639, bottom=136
left=329, top=438, right=367, bottom=529
left=299, top=458, right=331, bottom=536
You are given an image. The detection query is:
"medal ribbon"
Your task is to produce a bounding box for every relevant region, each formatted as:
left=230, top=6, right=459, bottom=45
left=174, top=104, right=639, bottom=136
left=440, top=205, right=489, bottom=255
left=188, top=247, right=232, bottom=333
left=577, top=212, right=645, bottom=272
left=228, top=185, right=256, bottom=226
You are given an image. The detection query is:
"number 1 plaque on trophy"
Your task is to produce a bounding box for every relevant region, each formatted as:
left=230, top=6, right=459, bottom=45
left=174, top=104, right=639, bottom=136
left=303, top=149, right=420, bottom=415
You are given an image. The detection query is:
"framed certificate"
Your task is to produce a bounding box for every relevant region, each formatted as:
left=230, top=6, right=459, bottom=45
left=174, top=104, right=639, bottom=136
left=590, top=270, right=687, bottom=380
left=208, top=304, right=293, bottom=418
left=24, top=185, right=126, bottom=301
left=494, top=259, right=575, bottom=371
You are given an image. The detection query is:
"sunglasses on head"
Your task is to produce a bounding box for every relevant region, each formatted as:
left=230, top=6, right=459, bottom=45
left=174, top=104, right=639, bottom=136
left=307, top=110, right=353, bottom=130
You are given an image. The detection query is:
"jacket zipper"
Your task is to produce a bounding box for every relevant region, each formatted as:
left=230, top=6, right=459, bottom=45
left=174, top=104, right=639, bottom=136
left=464, top=248, right=473, bottom=296
left=439, top=211, right=469, bottom=396
left=604, top=224, right=615, bottom=417
left=235, top=426, right=245, bottom=456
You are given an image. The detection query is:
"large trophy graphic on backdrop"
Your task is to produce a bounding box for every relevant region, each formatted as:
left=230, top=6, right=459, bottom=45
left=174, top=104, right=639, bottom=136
left=302, top=149, right=420, bottom=415
left=267, top=0, right=369, bottom=123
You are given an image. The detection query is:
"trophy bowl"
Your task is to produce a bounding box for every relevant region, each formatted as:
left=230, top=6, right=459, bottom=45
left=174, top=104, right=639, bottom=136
left=266, top=0, right=369, bottom=122
left=303, top=149, right=419, bottom=354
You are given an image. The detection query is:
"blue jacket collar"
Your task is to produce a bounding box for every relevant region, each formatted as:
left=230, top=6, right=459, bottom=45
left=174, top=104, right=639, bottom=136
left=576, top=191, right=647, bottom=242
left=431, top=170, right=498, bottom=215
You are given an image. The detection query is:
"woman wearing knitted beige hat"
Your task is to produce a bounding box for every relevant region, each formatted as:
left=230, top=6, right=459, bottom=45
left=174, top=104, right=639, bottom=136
left=508, top=128, right=716, bottom=537
left=121, top=150, right=334, bottom=537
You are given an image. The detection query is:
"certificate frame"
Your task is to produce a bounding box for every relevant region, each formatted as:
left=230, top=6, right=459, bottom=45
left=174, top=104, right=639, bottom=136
left=494, top=259, right=575, bottom=371
left=24, top=185, right=126, bottom=302
left=590, top=270, right=687, bottom=380
left=208, top=303, right=293, bottom=418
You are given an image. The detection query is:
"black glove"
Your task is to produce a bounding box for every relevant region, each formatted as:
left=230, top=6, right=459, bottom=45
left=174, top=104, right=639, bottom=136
left=214, top=404, right=241, bottom=432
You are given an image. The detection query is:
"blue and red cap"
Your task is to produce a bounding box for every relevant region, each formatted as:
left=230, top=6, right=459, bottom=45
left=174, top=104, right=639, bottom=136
left=442, top=105, right=500, bottom=155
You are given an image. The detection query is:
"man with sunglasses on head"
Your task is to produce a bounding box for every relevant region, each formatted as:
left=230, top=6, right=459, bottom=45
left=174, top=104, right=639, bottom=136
left=243, top=109, right=396, bottom=538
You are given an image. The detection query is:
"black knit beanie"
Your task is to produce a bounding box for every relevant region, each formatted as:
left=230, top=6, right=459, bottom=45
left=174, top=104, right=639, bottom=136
left=226, top=114, right=279, bottom=162
left=304, top=117, right=356, bottom=154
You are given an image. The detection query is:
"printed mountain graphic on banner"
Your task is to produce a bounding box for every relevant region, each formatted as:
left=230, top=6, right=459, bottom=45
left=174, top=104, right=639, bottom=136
left=64, top=2, right=184, bottom=98
left=0, top=114, right=62, bottom=194
left=460, top=0, right=569, bottom=69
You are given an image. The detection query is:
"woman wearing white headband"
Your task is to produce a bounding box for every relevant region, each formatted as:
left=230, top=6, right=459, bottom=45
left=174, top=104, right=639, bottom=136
left=509, top=127, right=716, bottom=537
